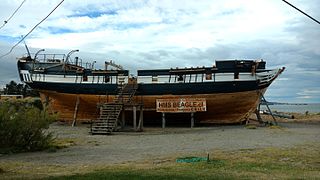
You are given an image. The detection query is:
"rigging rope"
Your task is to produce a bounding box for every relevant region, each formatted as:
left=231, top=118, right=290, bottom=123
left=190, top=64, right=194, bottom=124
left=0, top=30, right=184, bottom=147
left=0, top=0, right=65, bottom=59
left=282, top=0, right=320, bottom=25
left=0, top=0, right=27, bottom=30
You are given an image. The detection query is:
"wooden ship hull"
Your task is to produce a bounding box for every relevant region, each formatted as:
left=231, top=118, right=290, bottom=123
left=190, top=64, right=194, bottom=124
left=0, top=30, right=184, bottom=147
left=17, top=50, right=284, bottom=124
left=38, top=88, right=265, bottom=124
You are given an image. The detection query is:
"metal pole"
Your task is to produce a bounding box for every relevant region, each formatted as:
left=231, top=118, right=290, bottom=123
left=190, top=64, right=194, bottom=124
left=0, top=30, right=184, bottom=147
left=261, top=95, right=278, bottom=125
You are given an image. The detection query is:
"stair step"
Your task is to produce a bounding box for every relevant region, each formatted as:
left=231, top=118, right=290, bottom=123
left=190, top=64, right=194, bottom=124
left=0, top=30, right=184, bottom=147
left=92, top=123, right=113, bottom=126
left=94, top=119, right=116, bottom=121
left=93, top=120, right=116, bottom=123
left=93, top=124, right=116, bottom=127
left=93, top=122, right=116, bottom=126
left=91, top=126, right=115, bottom=130
left=99, top=116, right=119, bottom=118
left=91, top=83, right=138, bottom=135
left=91, top=130, right=112, bottom=135
left=100, top=109, right=122, bottom=112
left=95, top=121, right=116, bottom=124
left=100, top=114, right=121, bottom=116
left=92, top=125, right=116, bottom=128
left=97, top=116, right=119, bottom=120
left=98, top=118, right=119, bottom=121
left=100, top=109, right=121, bottom=111
left=101, top=104, right=123, bottom=107
left=101, top=107, right=122, bottom=109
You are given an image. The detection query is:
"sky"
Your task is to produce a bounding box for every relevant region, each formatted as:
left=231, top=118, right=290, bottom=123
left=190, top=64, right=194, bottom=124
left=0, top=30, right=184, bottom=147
left=0, top=0, right=319, bottom=103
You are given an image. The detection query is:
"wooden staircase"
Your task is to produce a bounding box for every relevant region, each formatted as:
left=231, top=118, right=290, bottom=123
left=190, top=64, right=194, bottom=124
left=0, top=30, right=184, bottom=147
left=114, top=83, right=138, bottom=104
left=90, top=104, right=123, bottom=134
left=90, top=81, right=138, bottom=135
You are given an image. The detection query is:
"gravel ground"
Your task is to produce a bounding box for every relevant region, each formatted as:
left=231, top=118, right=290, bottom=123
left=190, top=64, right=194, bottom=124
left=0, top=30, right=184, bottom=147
left=1, top=122, right=319, bottom=167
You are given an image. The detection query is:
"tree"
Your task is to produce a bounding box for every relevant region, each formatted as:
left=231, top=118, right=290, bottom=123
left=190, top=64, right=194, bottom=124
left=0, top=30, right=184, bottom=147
left=3, top=81, right=39, bottom=97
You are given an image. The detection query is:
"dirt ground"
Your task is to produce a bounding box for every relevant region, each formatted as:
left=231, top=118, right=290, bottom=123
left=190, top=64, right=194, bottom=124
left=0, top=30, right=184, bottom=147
left=0, top=115, right=319, bottom=178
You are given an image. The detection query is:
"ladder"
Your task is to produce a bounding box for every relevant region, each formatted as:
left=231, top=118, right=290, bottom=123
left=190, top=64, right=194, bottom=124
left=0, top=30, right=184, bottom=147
left=91, top=79, right=138, bottom=135
left=114, top=83, right=138, bottom=104
left=91, top=104, right=123, bottom=134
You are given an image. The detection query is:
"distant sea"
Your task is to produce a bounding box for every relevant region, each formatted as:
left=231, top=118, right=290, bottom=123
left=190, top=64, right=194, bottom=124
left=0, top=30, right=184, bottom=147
left=260, top=103, right=320, bottom=113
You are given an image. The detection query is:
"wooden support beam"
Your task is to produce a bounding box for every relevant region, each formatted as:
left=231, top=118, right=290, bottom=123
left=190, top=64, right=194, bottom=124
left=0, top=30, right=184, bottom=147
left=140, top=107, right=144, bottom=129
left=162, top=113, right=166, bottom=128
left=255, top=109, right=263, bottom=124
left=121, top=110, right=125, bottom=129
left=133, top=106, right=137, bottom=130
left=191, top=112, right=194, bottom=128
left=45, top=95, right=50, bottom=107
left=137, top=106, right=144, bottom=131
left=72, top=96, right=80, bottom=127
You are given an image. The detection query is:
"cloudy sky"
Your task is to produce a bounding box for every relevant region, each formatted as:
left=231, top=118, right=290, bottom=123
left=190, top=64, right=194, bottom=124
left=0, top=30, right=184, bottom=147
left=0, top=0, right=319, bottom=103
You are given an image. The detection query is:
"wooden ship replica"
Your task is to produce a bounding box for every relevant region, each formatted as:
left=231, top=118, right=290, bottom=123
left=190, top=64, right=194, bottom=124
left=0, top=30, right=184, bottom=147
left=17, top=49, right=284, bottom=133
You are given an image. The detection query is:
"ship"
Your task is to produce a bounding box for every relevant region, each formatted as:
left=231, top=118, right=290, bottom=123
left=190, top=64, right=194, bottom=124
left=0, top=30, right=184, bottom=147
left=17, top=49, right=285, bottom=124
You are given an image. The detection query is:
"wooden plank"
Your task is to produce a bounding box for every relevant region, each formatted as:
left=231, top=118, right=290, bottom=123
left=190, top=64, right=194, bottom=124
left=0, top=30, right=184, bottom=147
left=39, top=88, right=265, bottom=124
left=191, top=112, right=194, bottom=128
left=162, top=113, right=165, bottom=128
left=72, top=96, right=80, bottom=127
left=133, top=106, right=137, bottom=130
left=121, top=110, right=125, bottom=128
left=137, top=106, right=144, bottom=131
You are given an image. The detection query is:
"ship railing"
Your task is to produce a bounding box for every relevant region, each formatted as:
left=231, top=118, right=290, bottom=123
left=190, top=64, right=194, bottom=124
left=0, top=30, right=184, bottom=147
left=256, top=69, right=279, bottom=85
left=33, top=53, right=85, bottom=67
left=34, top=53, right=66, bottom=63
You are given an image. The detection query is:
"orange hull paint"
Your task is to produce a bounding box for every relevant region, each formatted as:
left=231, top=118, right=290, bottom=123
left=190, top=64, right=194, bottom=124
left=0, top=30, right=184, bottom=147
left=40, top=89, right=264, bottom=124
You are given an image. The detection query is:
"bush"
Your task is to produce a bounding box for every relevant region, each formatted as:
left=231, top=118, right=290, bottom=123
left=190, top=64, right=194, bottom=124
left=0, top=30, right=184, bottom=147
left=0, top=99, right=56, bottom=153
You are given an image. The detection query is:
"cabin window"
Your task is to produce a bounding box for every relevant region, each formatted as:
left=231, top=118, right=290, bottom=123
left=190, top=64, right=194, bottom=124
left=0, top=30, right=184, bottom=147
left=105, top=75, right=110, bottom=83
left=234, top=72, right=239, bottom=79
left=206, top=73, right=212, bottom=80
left=83, top=75, right=88, bottom=81
left=152, top=75, right=158, bottom=82
left=177, top=75, right=184, bottom=82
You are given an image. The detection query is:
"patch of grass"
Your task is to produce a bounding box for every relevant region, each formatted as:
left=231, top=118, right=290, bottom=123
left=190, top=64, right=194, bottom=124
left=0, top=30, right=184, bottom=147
left=268, top=125, right=283, bottom=129
left=0, top=167, right=5, bottom=173
left=46, top=138, right=76, bottom=153
left=47, top=166, right=236, bottom=180
left=245, top=124, right=257, bottom=129
left=51, top=138, right=76, bottom=149
left=1, top=144, right=319, bottom=179
left=43, top=144, right=320, bottom=180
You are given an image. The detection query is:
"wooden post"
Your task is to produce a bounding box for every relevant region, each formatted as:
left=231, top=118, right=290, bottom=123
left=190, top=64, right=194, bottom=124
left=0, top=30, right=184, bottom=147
left=133, top=106, right=137, bottom=130
left=72, top=96, right=80, bottom=127
left=137, top=106, right=144, bottom=131
left=191, top=112, right=194, bottom=128
left=121, top=110, right=126, bottom=129
left=255, top=109, right=263, bottom=124
left=141, top=106, right=144, bottom=129
left=162, top=113, right=166, bottom=129
left=45, top=95, right=50, bottom=107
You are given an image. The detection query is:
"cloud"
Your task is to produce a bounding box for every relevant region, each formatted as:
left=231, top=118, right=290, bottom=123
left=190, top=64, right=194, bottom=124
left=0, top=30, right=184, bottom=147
left=0, top=0, right=319, bottom=103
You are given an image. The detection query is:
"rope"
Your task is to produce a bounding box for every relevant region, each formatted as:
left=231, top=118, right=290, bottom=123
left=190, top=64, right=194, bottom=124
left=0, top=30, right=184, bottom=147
left=0, top=0, right=65, bottom=59
left=0, top=0, right=27, bottom=30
